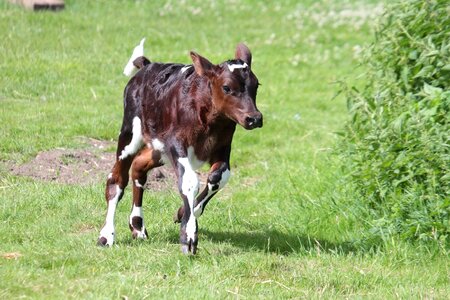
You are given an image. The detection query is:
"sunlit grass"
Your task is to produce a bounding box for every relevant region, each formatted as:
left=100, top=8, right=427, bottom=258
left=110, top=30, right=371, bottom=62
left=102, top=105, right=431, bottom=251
left=0, top=0, right=448, bottom=298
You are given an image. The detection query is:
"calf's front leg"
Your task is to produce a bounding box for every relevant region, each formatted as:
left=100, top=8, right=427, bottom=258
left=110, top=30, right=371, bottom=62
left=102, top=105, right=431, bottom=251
left=173, top=161, right=230, bottom=223
left=176, top=156, right=200, bottom=254
left=194, top=161, right=230, bottom=217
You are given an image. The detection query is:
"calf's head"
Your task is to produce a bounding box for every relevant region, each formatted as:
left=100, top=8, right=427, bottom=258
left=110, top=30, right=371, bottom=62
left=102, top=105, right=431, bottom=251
left=190, top=43, right=263, bottom=130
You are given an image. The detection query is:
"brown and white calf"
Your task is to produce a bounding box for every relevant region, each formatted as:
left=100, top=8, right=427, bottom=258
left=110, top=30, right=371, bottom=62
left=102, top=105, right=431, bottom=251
left=97, top=39, right=263, bottom=254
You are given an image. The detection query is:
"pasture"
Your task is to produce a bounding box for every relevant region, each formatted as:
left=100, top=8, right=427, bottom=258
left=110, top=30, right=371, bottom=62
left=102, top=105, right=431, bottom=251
left=1, top=0, right=448, bottom=298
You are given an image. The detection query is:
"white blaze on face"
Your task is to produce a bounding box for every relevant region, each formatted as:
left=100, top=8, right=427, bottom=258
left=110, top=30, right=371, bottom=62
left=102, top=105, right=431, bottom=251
left=227, top=62, right=248, bottom=72
left=178, top=147, right=204, bottom=242
left=119, top=117, right=143, bottom=161
left=99, top=185, right=122, bottom=246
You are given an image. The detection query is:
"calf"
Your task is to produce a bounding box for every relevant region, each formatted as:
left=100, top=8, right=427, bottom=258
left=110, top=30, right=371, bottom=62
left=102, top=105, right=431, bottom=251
left=97, top=39, right=263, bottom=254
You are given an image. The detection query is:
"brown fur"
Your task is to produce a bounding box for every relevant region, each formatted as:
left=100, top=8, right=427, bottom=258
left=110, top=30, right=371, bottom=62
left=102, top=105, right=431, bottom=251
left=98, top=43, right=263, bottom=254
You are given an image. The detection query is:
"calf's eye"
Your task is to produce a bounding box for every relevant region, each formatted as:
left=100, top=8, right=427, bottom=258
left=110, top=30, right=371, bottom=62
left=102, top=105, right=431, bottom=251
left=222, top=85, right=231, bottom=94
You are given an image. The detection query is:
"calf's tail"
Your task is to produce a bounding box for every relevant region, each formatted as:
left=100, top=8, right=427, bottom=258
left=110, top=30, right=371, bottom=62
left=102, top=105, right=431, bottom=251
left=123, top=38, right=150, bottom=76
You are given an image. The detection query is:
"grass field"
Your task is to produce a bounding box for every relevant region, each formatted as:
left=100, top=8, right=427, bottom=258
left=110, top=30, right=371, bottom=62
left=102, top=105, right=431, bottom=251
left=1, top=0, right=449, bottom=298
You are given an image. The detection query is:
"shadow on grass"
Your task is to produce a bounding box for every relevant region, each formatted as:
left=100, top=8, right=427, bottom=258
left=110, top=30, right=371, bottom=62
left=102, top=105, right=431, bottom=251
left=200, top=228, right=358, bottom=255
left=114, top=225, right=364, bottom=255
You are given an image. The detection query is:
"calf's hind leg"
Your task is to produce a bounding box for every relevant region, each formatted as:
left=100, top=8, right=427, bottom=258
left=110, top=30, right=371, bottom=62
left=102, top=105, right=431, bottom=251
left=129, top=147, right=162, bottom=239
left=98, top=117, right=144, bottom=246
left=97, top=131, right=135, bottom=247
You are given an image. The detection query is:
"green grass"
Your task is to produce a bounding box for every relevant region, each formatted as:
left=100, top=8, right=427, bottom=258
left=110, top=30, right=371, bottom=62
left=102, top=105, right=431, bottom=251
left=339, top=0, right=450, bottom=242
left=0, top=0, right=448, bottom=298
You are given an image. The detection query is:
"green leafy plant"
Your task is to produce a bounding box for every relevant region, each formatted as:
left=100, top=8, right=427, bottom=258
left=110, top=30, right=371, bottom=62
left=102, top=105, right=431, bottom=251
left=341, top=0, right=449, bottom=243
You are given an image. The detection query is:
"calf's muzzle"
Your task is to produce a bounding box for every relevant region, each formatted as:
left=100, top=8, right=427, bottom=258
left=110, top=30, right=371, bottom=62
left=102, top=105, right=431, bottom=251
left=244, top=112, right=263, bottom=130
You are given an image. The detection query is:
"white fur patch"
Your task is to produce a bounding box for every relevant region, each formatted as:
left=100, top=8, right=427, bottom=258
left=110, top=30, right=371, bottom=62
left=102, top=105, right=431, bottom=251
left=130, top=204, right=143, bottom=219
left=178, top=158, right=200, bottom=198
left=193, top=168, right=230, bottom=218
left=151, top=138, right=165, bottom=152
left=193, top=192, right=212, bottom=218
left=99, top=185, right=122, bottom=246
left=119, top=117, right=143, bottom=160
left=149, top=139, right=170, bottom=165
left=134, top=179, right=144, bottom=188
left=186, top=146, right=205, bottom=170
left=178, top=150, right=202, bottom=242
left=227, top=62, right=248, bottom=72
left=123, top=38, right=146, bottom=77
left=181, top=65, right=192, bottom=73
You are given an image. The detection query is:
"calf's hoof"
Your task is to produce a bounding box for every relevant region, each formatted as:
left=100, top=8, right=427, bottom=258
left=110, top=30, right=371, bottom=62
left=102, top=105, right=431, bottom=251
left=131, top=227, right=148, bottom=240
left=181, top=239, right=197, bottom=255
left=97, top=236, right=109, bottom=247
left=129, top=217, right=148, bottom=240
left=97, top=229, right=114, bottom=247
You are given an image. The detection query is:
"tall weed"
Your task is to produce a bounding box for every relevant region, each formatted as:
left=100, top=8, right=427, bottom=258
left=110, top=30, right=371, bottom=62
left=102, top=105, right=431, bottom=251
left=340, top=0, right=449, bottom=243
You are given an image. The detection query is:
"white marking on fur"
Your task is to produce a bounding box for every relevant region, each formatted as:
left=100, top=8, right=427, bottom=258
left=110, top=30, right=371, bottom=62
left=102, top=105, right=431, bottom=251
left=150, top=139, right=170, bottom=165
left=108, top=173, right=113, bottom=179
left=134, top=179, right=143, bottom=188
left=119, top=117, right=143, bottom=160
left=178, top=151, right=201, bottom=243
left=129, top=204, right=147, bottom=239
left=179, top=157, right=200, bottom=198
left=181, top=65, right=192, bottom=73
left=123, top=38, right=146, bottom=77
left=227, top=62, right=248, bottom=72
left=193, top=188, right=214, bottom=218
left=193, top=168, right=230, bottom=218
left=187, top=146, right=205, bottom=170
left=99, top=185, right=122, bottom=246
left=151, top=138, right=165, bottom=152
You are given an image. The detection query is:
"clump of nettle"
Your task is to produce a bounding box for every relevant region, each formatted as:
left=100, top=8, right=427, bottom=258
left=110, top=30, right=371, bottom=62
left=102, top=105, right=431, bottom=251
left=340, top=0, right=449, bottom=244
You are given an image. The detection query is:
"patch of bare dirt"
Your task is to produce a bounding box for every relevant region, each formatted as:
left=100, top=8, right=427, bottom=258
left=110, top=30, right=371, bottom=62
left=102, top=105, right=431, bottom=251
left=7, top=137, right=181, bottom=191
left=2, top=252, right=22, bottom=260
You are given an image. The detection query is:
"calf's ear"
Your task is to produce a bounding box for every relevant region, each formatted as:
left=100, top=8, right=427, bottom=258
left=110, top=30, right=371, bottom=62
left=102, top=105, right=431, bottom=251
left=190, top=51, right=214, bottom=76
left=235, top=43, right=252, bottom=68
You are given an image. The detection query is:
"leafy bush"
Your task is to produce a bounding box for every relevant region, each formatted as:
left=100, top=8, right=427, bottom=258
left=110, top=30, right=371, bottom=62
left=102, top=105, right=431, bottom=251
left=341, top=0, right=449, bottom=243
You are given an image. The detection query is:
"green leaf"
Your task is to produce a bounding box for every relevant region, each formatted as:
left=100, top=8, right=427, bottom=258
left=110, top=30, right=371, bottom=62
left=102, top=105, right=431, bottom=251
left=414, top=65, right=434, bottom=78
left=425, top=50, right=439, bottom=57
left=408, top=50, right=418, bottom=60
left=423, top=83, right=442, bottom=95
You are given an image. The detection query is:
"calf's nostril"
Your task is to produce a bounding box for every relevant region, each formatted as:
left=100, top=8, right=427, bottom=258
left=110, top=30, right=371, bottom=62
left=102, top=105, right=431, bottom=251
left=245, top=116, right=256, bottom=124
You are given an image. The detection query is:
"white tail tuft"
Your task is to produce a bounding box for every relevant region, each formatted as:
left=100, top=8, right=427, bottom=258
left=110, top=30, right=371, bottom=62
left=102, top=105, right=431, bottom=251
left=123, top=38, right=146, bottom=77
